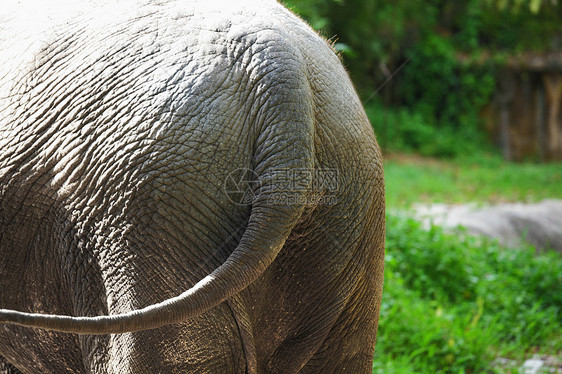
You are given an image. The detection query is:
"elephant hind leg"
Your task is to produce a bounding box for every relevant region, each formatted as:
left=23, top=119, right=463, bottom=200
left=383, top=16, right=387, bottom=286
left=300, top=276, right=382, bottom=374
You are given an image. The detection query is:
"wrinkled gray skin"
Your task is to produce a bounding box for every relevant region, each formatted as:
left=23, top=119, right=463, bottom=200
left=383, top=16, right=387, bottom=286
left=0, top=0, right=385, bottom=373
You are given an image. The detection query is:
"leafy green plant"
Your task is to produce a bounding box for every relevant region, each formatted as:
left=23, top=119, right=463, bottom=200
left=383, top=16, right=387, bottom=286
left=478, top=0, right=562, bottom=51
left=395, top=34, right=496, bottom=158
left=375, top=214, right=562, bottom=373
left=366, top=102, right=492, bottom=157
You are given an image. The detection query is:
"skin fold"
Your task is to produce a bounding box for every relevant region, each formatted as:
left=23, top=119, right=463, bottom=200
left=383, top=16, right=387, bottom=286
left=0, top=0, right=385, bottom=373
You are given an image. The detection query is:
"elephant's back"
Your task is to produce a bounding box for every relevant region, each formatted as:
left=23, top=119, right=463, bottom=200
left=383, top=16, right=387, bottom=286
left=1, top=0, right=381, bottom=208
left=0, top=0, right=302, bottom=179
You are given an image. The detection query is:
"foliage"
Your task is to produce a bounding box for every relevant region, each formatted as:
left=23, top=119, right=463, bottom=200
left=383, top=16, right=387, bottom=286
left=280, top=0, right=341, bottom=31
left=468, top=0, right=562, bottom=52
left=375, top=214, right=562, bottom=373
left=394, top=35, right=496, bottom=157
left=282, top=0, right=562, bottom=157
left=486, top=0, right=556, bottom=14
left=366, top=101, right=493, bottom=158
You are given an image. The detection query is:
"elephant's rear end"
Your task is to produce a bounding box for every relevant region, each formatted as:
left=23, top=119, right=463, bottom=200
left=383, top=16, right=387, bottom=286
left=232, top=10, right=385, bottom=373
left=0, top=1, right=384, bottom=373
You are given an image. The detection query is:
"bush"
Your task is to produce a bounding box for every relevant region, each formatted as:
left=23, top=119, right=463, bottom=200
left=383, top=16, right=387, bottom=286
left=375, top=214, right=562, bottom=372
left=366, top=103, right=483, bottom=157
left=394, top=34, right=496, bottom=157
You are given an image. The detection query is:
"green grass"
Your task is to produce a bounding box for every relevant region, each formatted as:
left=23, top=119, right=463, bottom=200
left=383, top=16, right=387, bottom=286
left=384, top=153, right=562, bottom=208
left=375, top=215, right=562, bottom=373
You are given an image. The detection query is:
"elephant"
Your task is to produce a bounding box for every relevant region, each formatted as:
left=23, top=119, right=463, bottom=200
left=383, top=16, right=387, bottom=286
left=0, top=0, right=385, bottom=373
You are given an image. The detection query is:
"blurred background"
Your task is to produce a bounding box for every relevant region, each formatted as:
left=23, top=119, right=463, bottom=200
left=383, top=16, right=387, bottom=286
left=284, top=0, right=562, bottom=162
left=282, top=1, right=562, bottom=373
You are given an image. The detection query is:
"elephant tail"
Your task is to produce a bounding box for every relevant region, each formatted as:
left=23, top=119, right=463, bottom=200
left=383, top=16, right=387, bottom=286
left=0, top=56, right=315, bottom=334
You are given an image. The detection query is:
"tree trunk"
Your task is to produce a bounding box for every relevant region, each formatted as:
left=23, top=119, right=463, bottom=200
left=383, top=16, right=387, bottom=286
left=542, top=73, right=562, bottom=160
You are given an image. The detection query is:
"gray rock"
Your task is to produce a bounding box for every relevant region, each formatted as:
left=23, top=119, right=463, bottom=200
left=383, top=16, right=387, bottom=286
left=493, top=355, right=562, bottom=374
left=523, top=357, right=545, bottom=374
left=411, top=199, right=562, bottom=252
